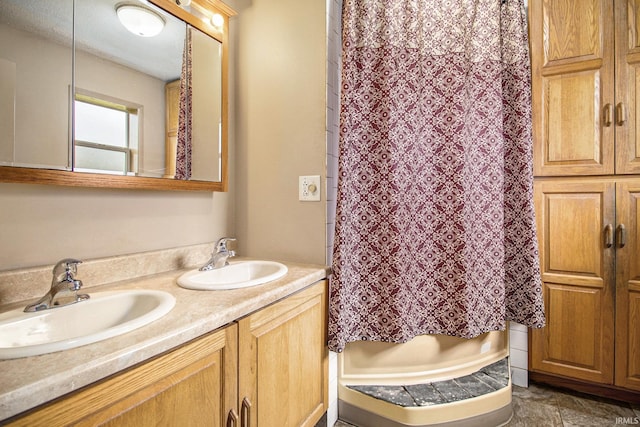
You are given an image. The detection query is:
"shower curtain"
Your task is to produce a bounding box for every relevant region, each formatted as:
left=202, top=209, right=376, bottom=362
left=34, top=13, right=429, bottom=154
left=329, top=0, right=545, bottom=352
left=175, top=27, right=193, bottom=180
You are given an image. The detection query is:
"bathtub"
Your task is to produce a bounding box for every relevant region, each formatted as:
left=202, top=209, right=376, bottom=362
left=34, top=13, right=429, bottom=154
left=338, top=330, right=512, bottom=426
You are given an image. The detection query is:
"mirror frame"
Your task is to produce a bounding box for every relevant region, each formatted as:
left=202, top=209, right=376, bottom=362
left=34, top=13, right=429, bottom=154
left=0, top=0, right=234, bottom=191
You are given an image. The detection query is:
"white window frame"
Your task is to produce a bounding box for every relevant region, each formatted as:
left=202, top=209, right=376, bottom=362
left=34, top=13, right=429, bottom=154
left=73, top=91, right=140, bottom=175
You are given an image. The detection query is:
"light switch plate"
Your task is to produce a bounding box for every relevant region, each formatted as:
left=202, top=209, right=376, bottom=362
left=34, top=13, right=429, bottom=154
left=299, top=175, right=321, bottom=201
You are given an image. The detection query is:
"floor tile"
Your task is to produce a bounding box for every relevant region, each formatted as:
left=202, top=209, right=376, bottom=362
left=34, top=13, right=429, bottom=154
left=506, top=395, right=563, bottom=427
left=511, top=383, right=558, bottom=405
left=556, top=392, right=636, bottom=426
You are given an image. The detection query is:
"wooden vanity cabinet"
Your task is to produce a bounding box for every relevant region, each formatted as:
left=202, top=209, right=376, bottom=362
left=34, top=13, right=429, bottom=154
left=7, top=325, right=238, bottom=427
left=6, top=280, right=328, bottom=427
left=238, top=279, right=328, bottom=427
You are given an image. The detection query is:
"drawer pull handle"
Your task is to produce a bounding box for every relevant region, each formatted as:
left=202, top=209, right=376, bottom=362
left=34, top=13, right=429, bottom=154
left=604, top=103, right=613, bottom=127
left=227, top=409, right=239, bottom=427
left=241, top=397, right=252, bottom=427
left=616, top=102, right=627, bottom=126
left=618, top=224, right=627, bottom=248
left=604, top=224, right=613, bottom=248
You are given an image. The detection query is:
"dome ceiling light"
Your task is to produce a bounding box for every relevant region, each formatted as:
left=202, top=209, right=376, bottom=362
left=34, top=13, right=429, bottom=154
left=116, top=4, right=165, bottom=37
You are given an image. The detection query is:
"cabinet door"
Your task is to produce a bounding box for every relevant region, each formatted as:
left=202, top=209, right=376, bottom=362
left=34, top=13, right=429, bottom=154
left=8, top=325, right=238, bottom=427
left=530, top=0, right=615, bottom=176
left=615, top=180, right=640, bottom=391
left=238, top=280, right=328, bottom=427
left=615, top=0, right=640, bottom=174
left=164, top=79, right=180, bottom=178
left=530, top=180, right=616, bottom=383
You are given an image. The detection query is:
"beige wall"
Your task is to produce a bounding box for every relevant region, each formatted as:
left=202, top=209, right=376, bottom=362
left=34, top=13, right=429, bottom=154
left=228, top=0, right=327, bottom=265
left=0, top=0, right=327, bottom=271
left=0, top=184, right=233, bottom=270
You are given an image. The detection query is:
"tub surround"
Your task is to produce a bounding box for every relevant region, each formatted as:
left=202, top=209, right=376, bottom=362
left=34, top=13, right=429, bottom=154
left=341, top=358, right=512, bottom=426
left=0, top=244, right=330, bottom=421
left=337, top=331, right=511, bottom=426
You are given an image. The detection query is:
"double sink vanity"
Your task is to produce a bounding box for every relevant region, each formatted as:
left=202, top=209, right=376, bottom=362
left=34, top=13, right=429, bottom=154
left=0, top=242, right=330, bottom=426
left=0, top=0, right=329, bottom=423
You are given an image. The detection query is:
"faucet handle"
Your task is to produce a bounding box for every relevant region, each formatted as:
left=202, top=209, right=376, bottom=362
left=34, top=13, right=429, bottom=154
left=52, top=258, right=82, bottom=282
left=215, top=237, right=236, bottom=252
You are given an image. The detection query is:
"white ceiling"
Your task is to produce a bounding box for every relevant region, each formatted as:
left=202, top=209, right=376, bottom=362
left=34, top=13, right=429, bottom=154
left=0, top=0, right=184, bottom=82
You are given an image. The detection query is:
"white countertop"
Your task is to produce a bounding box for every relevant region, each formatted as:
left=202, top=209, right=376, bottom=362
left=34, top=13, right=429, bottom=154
left=0, top=260, right=330, bottom=421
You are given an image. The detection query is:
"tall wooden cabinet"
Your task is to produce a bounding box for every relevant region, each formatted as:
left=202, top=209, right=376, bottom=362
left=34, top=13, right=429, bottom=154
left=615, top=182, right=640, bottom=391
left=164, top=79, right=180, bottom=179
left=529, top=0, right=640, bottom=396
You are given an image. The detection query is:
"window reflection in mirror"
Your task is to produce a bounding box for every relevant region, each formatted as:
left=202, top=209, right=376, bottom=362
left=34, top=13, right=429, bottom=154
left=74, top=0, right=183, bottom=179
left=74, top=94, right=139, bottom=175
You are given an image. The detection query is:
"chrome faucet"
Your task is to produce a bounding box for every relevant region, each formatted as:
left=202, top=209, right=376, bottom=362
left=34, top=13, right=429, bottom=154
left=199, top=237, right=236, bottom=271
left=24, top=258, right=90, bottom=312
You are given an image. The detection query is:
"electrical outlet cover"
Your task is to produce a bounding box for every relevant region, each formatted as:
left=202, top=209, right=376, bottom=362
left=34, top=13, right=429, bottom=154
left=299, top=175, right=321, bottom=201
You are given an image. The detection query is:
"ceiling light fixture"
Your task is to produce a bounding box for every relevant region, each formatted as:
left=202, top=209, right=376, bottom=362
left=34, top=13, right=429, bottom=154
left=116, top=5, right=165, bottom=37
left=210, top=13, right=224, bottom=29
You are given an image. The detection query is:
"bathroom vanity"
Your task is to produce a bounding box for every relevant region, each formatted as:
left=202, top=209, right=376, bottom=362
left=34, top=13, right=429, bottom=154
left=0, top=244, right=329, bottom=426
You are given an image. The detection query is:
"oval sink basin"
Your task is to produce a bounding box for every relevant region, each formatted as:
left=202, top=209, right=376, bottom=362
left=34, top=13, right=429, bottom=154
left=0, top=290, right=175, bottom=359
left=177, top=260, right=288, bottom=290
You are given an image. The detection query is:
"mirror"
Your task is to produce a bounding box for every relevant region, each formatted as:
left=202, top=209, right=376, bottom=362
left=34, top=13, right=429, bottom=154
left=0, top=0, right=232, bottom=191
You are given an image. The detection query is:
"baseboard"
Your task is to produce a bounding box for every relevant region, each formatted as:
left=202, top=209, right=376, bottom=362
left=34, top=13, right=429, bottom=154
left=528, top=371, right=640, bottom=405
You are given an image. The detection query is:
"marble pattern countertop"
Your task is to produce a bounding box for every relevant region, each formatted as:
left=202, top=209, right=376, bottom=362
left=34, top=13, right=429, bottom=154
left=0, top=252, right=330, bottom=421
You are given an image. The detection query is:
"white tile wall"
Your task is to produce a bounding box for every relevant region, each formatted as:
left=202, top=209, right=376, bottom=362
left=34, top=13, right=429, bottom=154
left=326, top=0, right=342, bottom=424
left=509, top=322, right=529, bottom=387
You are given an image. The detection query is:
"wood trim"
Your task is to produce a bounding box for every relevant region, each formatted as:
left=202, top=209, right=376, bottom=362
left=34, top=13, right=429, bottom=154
left=0, top=166, right=222, bottom=191
left=540, top=58, right=604, bottom=77
left=0, top=0, right=234, bottom=193
left=529, top=371, right=640, bottom=405
left=148, top=0, right=235, bottom=42
left=199, top=0, right=238, bottom=17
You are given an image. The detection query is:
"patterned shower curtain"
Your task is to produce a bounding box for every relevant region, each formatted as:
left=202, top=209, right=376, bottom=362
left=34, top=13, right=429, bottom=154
left=328, top=0, right=545, bottom=352
left=175, top=27, right=192, bottom=180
